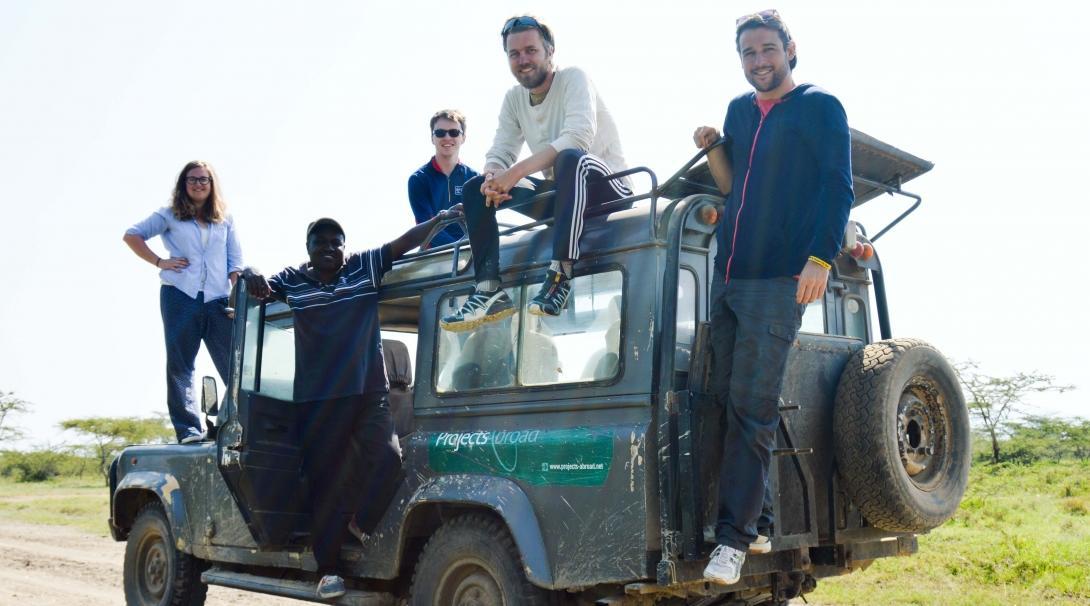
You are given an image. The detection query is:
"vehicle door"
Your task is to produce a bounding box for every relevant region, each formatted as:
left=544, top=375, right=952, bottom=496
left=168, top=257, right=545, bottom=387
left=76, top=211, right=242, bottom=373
left=215, top=286, right=309, bottom=548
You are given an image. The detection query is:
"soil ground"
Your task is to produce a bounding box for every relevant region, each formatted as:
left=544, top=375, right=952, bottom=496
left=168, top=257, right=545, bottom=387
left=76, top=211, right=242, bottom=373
left=0, top=521, right=298, bottom=605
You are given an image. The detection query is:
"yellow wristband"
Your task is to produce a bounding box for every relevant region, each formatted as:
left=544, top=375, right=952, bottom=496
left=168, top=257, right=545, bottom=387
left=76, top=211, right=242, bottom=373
left=808, top=256, right=831, bottom=270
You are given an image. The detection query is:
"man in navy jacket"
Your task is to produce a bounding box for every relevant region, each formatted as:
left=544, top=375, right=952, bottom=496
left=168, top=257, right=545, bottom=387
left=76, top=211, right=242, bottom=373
left=408, top=109, right=479, bottom=247
left=692, top=9, right=854, bottom=585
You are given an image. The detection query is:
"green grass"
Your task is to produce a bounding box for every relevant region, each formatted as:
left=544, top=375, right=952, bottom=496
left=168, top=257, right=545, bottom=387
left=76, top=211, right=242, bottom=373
left=808, top=460, right=1090, bottom=605
left=2, top=462, right=1089, bottom=604
left=0, top=475, right=110, bottom=536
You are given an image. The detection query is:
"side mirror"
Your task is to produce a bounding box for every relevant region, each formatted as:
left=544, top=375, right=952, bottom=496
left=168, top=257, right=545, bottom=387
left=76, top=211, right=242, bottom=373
left=201, top=376, right=219, bottom=414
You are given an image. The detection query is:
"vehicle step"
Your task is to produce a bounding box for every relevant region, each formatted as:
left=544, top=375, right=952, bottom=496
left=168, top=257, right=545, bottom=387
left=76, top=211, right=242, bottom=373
left=201, top=568, right=395, bottom=605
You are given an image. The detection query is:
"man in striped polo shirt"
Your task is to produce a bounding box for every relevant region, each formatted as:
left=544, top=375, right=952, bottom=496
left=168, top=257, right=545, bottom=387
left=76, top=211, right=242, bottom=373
left=241, top=209, right=456, bottom=599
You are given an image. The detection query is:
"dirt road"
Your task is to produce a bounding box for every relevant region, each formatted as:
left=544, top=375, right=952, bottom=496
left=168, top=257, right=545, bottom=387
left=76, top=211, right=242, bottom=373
left=0, top=521, right=298, bottom=605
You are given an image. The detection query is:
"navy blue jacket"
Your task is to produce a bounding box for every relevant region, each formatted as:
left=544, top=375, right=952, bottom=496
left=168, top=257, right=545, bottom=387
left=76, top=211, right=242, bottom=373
left=715, top=84, right=854, bottom=280
left=408, top=158, right=479, bottom=247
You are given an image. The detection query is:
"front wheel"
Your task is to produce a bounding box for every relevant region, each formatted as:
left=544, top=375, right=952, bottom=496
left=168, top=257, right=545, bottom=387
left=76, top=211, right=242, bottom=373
left=410, top=514, right=551, bottom=606
left=123, top=502, right=208, bottom=606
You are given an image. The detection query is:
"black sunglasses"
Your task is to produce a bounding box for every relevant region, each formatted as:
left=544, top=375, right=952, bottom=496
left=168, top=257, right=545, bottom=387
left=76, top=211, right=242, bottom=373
left=433, top=128, right=463, bottom=138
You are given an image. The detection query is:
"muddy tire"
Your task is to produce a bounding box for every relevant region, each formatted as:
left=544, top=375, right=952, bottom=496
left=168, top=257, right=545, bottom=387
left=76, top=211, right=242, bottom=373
left=410, top=514, right=551, bottom=606
left=834, top=338, right=970, bottom=532
left=123, top=502, right=207, bottom=606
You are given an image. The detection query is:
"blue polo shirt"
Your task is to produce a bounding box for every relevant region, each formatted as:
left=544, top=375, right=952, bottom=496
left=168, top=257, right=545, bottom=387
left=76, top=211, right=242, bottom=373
left=268, top=245, right=392, bottom=403
left=408, top=158, right=478, bottom=246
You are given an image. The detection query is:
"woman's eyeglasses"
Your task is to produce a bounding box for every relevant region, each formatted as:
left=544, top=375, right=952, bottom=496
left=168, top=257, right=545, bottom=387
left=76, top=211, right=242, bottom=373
left=185, top=177, right=211, bottom=185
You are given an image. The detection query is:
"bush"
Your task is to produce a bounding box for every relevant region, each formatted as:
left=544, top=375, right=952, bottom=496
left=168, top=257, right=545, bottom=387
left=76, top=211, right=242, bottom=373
left=973, top=416, right=1090, bottom=465
left=0, top=450, right=64, bottom=482
left=1061, top=497, right=1088, bottom=516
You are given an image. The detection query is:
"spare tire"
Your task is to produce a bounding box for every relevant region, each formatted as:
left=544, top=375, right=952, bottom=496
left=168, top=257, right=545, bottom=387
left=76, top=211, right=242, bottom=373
left=833, top=338, right=969, bottom=532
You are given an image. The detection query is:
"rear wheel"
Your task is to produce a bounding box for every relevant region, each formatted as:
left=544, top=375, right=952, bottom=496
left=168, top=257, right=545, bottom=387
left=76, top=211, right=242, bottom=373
left=123, top=502, right=208, bottom=606
left=834, top=338, right=970, bottom=532
left=410, top=514, right=551, bottom=606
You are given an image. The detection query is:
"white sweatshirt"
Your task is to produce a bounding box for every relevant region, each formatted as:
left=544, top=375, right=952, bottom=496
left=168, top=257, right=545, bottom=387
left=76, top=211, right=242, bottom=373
left=485, top=66, right=629, bottom=183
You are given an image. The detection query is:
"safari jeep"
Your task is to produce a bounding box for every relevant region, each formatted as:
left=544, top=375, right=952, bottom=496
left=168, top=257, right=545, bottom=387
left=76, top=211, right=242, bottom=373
left=109, top=130, right=970, bottom=606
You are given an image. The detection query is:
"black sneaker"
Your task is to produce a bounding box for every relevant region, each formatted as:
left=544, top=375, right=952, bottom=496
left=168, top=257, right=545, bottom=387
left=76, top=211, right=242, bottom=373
left=528, top=270, right=571, bottom=317
left=440, top=290, right=516, bottom=332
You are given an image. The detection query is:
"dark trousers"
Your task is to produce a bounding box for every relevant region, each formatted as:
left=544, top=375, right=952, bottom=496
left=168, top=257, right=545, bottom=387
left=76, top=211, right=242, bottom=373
left=295, top=394, right=404, bottom=575
left=160, top=285, right=232, bottom=442
left=462, top=149, right=631, bottom=283
left=709, top=277, right=804, bottom=551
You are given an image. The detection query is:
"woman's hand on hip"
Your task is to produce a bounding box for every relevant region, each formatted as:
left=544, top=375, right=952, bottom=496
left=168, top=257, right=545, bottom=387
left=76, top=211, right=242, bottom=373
left=159, top=257, right=189, bottom=272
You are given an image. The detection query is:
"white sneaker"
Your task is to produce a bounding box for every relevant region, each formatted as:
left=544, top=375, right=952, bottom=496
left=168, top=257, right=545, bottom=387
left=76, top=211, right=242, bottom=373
left=179, top=432, right=206, bottom=445
left=703, top=544, right=745, bottom=585
left=749, top=534, right=771, bottom=554
left=316, top=574, right=346, bottom=599
left=702, top=525, right=771, bottom=554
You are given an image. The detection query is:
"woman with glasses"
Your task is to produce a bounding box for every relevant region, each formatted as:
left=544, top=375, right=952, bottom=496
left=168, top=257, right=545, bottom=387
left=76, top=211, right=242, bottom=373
left=123, top=160, right=244, bottom=444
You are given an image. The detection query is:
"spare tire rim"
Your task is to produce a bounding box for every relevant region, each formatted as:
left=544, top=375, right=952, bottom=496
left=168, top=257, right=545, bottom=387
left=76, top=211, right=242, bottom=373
left=896, top=377, right=949, bottom=490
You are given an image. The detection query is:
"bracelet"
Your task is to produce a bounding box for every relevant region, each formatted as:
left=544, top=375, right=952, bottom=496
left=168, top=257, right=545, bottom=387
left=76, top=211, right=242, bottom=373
left=155, top=258, right=161, bottom=268
left=808, top=256, right=831, bottom=270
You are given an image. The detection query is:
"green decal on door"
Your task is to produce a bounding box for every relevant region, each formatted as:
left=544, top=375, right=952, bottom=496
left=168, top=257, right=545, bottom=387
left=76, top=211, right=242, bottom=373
left=428, top=428, right=613, bottom=486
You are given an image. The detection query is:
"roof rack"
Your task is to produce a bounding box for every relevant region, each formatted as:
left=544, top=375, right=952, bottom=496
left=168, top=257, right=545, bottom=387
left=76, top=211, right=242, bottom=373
left=402, top=128, right=932, bottom=269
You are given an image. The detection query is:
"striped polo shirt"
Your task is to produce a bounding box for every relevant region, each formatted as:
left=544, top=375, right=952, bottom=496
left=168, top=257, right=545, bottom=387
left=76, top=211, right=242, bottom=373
left=268, top=245, right=392, bottom=403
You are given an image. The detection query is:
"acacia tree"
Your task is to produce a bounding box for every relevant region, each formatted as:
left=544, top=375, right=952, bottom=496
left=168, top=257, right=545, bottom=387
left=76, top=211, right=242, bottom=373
left=0, top=391, right=31, bottom=444
left=59, top=416, right=174, bottom=484
left=956, top=362, right=1074, bottom=464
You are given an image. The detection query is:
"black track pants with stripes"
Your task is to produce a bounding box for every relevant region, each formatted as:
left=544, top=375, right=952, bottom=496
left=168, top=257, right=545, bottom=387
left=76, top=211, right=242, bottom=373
left=463, top=148, right=631, bottom=283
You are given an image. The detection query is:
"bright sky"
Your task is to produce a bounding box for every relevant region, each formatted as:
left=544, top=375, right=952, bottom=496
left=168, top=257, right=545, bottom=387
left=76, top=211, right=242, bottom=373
left=1, top=0, right=1087, bottom=448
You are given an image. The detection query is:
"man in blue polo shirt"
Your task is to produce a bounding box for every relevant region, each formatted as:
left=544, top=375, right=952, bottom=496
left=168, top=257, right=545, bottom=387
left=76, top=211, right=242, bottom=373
left=691, top=9, right=853, bottom=585
left=241, top=209, right=457, bottom=599
left=407, top=109, right=479, bottom=247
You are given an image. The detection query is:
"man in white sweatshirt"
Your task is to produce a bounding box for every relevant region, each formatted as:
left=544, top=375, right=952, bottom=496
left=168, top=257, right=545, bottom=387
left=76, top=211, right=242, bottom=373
left=440, top=15, right=632, bottom=332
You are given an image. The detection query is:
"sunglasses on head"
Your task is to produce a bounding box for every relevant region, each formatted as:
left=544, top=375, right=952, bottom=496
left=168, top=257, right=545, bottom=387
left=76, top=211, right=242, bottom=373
left=502, top=15, right=542, bottom=36
left=433, top=128, right=463, bottom=138
left=736, top=8, right=783, bottom=26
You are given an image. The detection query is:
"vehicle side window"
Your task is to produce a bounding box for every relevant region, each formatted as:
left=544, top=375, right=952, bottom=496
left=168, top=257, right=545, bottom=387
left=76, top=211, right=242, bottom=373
left=436, top=288, right=521, bottom=393
left=240, top=295, right=261, bottom=392
left=843, top=295, right=868, bottom=341
left=239, top=298, right=296, bottom=401
left=799, top=299, right=826, bottom=334
left=675, top=269, right=697, bottom=372
left=520, top=270, right=623, bottom=386
left=435, top=270, right=624, bottom=394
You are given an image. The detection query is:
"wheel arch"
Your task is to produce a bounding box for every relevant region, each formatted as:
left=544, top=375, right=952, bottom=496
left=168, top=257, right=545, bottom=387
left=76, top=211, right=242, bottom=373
left=113, top=471, right=194, bottom=552
left=402, top=474, right=555, bottom=589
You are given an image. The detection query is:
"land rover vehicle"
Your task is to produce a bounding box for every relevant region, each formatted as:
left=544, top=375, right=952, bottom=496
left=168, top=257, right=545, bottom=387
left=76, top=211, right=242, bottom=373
left=109, top=131, right=970, bottom=605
